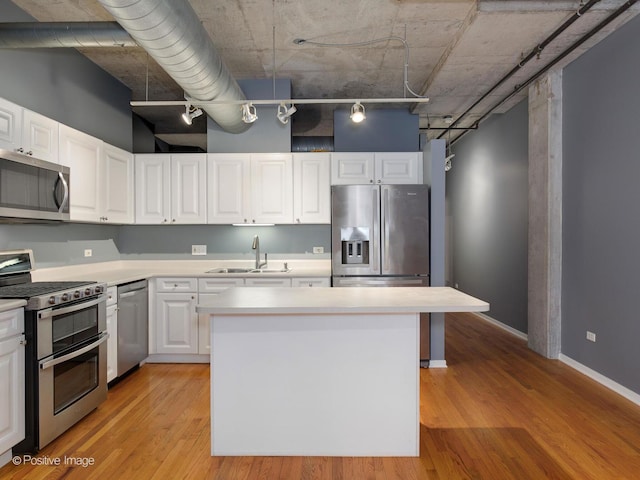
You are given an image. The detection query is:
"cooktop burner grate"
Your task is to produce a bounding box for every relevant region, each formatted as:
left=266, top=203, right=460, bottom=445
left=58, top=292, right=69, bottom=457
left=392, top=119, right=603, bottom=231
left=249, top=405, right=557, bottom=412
left=0, top=281, right=95, bottom=298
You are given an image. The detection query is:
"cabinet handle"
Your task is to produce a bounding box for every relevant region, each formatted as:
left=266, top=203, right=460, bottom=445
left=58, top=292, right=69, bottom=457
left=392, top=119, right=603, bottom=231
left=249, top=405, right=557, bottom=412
left=27, top=150, right=33, bottom=156
left=296, top=218, right=300, bottom=223
left=172, top=219, right=176, bottom=223
left=377, top=179, right=381, bottom=183
left=369, top=179, right=374, bottom=183
left=162, top=219, right=168, bottom=223
left=16, top=147, right=24, bottom=153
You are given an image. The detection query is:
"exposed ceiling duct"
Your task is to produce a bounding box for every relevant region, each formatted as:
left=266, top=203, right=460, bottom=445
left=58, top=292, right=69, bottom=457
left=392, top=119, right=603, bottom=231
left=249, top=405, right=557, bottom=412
left=0, top=22, right=137, bottom=48
left=92, top=0, right=248, bottom=135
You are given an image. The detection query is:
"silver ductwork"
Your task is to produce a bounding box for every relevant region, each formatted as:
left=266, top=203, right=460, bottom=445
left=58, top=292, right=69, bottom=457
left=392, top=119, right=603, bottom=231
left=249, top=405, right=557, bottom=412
left=0, top=22, right=137, bottom=48
left=97, top=0, right=250, bottom=134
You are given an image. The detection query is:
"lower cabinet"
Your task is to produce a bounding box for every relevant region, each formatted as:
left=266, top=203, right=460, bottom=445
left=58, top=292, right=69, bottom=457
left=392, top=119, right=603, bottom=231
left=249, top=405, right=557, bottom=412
left=155, top=292, right=198, bottom=354
left=106, top=287, right=118, bottom=382
left=292, top=277, right=331, bottom=287
left=0, top=308, right=25, bottom=457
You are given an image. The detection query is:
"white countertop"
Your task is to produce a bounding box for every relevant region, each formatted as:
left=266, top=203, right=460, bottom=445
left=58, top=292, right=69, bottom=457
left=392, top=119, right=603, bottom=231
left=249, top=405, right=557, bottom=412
left=197, top=286, right=489, bottom=315
left=0, top=299, right=27, bottom=313
left=31, top=259, right=331, bottom=286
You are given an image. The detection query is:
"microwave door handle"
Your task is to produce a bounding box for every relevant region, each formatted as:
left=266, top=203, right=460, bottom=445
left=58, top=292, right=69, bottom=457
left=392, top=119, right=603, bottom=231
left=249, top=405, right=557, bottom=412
left=54, top=171, right=69, bottom=213
left=39, top=332, right=109, bottom=370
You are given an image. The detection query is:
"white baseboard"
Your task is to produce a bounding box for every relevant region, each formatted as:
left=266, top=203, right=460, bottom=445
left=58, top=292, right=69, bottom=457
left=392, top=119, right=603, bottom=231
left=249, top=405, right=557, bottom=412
left=428, top=360, right=447, bottom=368
left=0, top=449, right=12, bottom=468
left=472, top=312, right=528, bottom=341
left=468, top=313, right=640, bottom=407
left=559, top=354, right=640, bottom=407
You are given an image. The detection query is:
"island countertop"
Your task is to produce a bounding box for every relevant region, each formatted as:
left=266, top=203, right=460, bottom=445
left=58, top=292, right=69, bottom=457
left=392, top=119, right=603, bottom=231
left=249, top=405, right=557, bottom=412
left=196, top=286, right=489, bottom=315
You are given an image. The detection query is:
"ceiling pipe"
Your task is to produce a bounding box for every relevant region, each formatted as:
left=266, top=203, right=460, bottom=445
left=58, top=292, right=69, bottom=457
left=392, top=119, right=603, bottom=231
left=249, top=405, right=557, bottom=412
left=0, top=22, right=137, bottom=48
left=436, top=0, right=603, bottom=139
left=96, top=0, right=250, bottom=134
left=449, top=0, right=638, bottom=146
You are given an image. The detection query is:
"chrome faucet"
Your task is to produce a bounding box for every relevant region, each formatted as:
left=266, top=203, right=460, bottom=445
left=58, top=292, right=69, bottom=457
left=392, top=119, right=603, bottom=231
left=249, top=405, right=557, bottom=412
left=251, top=235, right=268, bottom=269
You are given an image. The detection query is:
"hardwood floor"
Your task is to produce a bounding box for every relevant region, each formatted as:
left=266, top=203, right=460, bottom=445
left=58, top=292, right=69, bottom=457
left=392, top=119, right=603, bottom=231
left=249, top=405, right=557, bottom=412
left=2, top=312, right=640, bottom=479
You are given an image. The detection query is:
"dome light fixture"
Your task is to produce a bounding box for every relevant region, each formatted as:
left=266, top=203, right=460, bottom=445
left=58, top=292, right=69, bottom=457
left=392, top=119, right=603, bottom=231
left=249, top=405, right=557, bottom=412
left=350, top=102, right=366, bottom=123
left=181, top=104, right=203, bottom=125
left=241, top=103, right=258, bottom=123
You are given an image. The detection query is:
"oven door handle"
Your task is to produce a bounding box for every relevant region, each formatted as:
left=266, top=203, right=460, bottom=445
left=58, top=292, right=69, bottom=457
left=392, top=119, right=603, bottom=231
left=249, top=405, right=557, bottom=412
left=39, top=332, right=109, bottom=371
left=38, top=294, right=106, bottom=320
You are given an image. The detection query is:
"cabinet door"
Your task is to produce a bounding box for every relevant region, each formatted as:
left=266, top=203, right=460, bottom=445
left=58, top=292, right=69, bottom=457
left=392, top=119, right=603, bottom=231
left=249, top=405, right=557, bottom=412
left=135, top=154, right=171, bottom=224
left=331, top=152, right=374, bottom=184
left=0, top=97, right=22, bottom=152
left=293, top=153, right=331, bottom=224
left=22, top=109, right=59, bottom=163
left=0, top=309, right=25, bottom=453
left=155, top=293, right=198, bottom=354
left=171, top=154, right=207, bottom=224
left=207, top=154, right=250, bottom=224
left=103, top=144, right=134, bottom=224
left=374, top=152, right=422, bottom=184
left=59, top=125, right=103, bottom=222
left=106, top=303, right=118, bottom=382
left=250, top=153, right=293, bottom=224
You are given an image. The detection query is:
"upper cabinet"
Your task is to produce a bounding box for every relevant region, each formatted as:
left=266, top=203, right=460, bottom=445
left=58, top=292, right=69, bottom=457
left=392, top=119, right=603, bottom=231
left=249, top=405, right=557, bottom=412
left=293, top=152, right=331, bottom=224
left=0, top=97, right=59, bottom=163
left=59, top=124, right=103, bottom=222
left=207, top=153, right=293, bottom=224
left=135, top=154, right=207, bottom=224
left=103, top=144, right=134, bottom=224
left=331, top=152, right=422, bottom=185
left=59, top=125, right=134, bottom=224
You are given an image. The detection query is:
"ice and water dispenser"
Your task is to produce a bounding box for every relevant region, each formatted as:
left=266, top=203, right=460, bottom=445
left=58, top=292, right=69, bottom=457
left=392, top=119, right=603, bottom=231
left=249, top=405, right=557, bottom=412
left=340, top=227, right=370, bottom=265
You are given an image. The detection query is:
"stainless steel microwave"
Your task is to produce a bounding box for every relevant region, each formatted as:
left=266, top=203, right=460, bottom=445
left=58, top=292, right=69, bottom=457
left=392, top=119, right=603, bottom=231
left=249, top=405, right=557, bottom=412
left=0, top=149, right=70, bottom=222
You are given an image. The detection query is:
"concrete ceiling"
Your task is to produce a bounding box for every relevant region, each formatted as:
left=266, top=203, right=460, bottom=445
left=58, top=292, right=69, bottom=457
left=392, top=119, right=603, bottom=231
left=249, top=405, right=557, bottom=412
left=9, top=0, right=640, bottom=150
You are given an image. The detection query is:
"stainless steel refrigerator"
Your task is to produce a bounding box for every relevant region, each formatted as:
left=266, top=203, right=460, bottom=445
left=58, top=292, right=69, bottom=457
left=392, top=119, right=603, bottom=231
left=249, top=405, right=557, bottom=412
left=331, top=184, right=431, bottom=361
left=331, top=184, right=430, bottom=286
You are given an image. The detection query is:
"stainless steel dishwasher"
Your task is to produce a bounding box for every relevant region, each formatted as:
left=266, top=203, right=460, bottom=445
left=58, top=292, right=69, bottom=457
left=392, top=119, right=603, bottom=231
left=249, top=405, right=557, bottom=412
left=117, top=280, right=148, bottom=376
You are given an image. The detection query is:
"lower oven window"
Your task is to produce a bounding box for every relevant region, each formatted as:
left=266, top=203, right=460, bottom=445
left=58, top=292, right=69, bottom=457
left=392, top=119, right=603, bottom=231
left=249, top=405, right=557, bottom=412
left=53, top=345, right=99, bottom=415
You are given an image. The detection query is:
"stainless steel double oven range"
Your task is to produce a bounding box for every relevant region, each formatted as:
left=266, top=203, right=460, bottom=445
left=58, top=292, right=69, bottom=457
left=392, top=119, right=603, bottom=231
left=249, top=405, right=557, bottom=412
left=0, top=250, right=108, bottom=453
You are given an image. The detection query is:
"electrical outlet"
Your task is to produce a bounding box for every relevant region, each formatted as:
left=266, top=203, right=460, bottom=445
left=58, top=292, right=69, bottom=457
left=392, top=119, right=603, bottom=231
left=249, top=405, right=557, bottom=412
left=191, top=245, right=207, bottom=255
left=312, top=246, right=324, bottom=254
left=586, top=331, right=596, bottom=342
left=84, top=249, right=92, bottom=257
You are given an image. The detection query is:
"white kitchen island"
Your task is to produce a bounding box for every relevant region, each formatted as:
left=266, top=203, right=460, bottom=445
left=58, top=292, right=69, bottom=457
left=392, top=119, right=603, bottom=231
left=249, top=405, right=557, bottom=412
left=197, top=286, right=489, bottom=457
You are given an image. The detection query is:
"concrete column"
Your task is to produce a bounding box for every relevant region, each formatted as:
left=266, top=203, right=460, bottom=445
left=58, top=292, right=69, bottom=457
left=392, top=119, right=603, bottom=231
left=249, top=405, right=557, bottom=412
left=528, top=71, right=562, bottom=358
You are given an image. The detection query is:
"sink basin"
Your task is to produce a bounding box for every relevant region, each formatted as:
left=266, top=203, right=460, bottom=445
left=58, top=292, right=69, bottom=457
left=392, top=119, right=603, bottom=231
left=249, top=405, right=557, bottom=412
left=205, top=267, right=291, bottom=274
left=205, top=267, right=255, bottom=273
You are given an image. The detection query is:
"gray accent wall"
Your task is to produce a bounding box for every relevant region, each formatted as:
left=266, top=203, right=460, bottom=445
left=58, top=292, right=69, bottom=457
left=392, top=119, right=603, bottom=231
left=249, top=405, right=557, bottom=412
left=0, top=2, right=133, bottom=151
left=446, top=100, right=529, bottom=333
left=562, top=14, right=640, bottom=394
left=334, top=108, right=419, bottom=152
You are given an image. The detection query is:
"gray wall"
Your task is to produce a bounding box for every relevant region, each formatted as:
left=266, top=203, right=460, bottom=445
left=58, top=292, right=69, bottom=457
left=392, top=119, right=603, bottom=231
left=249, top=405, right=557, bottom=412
left=0, top=2, right=132, bottom=151
left=334, top=108, right=419, bottom=152
left=207, top=79, right=292, bottom=153
left=562, top=14, right=640, bottom=394
left=446, top=100, right=529, bottom=333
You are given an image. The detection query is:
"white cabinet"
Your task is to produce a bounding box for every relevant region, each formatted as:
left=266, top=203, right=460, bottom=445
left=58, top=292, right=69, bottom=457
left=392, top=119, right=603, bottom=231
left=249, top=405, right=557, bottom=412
left=59, top=124, right=103, bottom=222
left=105, top=287, right=118, bottom=383
left=292, top=277, right=331, bottom=287
left=197, top=278, right=244, bottom=355
left=207, top=154, right=250, bottom=224
left=0, top=97, right=59, bottom=163
left=207, top=153, right=293, bottom=224
left=154, top=278, right=198, bottom=355
left=293, top=153, right=331, bottom=224
left=331, top=152, right=422, bottom=184
left=103, top=144, right=134, bottom=224
left=135, top=154, right=206, bottom=224
left=0, top=308, right=25, bottom=455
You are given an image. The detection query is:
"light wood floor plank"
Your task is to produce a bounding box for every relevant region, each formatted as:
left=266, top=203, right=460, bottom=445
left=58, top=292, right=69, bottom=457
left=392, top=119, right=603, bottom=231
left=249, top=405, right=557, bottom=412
left=2, top=312, right=640, bottom=479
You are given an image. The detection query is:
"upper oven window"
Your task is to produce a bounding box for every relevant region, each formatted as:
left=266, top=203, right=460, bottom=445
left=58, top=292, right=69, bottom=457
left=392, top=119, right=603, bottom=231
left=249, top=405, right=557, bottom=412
left=52, top=303, right=99, bottom=353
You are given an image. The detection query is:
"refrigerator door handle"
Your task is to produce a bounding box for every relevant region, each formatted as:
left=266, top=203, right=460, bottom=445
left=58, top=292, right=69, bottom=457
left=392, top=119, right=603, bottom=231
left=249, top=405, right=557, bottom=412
left=372, top=187, right=379, bottom=272
left=382, top=187, right=390, bottom=272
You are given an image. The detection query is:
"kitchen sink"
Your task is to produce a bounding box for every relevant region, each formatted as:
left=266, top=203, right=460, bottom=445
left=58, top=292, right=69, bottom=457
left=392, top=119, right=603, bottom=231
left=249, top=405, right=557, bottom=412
left=205, top=267, right=291, bottom=274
